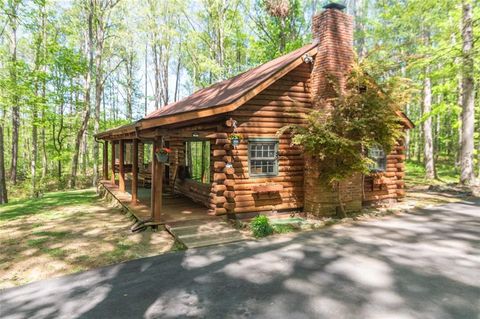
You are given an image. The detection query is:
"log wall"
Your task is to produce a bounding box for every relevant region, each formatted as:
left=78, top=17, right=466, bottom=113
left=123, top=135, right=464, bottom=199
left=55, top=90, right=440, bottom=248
left=154, top=61, right=407, bottom=217
left=363, top=139, right=406, bottom=204
left=218, top=63, right=312, bottom=216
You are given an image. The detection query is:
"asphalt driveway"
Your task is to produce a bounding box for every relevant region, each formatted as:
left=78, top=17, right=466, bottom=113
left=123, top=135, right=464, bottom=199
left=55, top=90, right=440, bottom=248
left=1, top=199, right=479, bottom=319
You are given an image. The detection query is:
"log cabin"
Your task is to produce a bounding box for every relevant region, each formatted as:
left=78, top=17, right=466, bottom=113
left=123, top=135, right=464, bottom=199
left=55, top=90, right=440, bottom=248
left=95, top=3, right=414, bottom=223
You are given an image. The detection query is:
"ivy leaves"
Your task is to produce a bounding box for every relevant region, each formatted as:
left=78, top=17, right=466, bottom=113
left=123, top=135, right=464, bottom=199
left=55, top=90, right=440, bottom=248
left=288, top=62, right=408, bottom=184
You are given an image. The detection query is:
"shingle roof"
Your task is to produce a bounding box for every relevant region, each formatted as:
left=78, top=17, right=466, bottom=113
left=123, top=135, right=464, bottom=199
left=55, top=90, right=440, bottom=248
left=144, top=43, right=317, bottom=119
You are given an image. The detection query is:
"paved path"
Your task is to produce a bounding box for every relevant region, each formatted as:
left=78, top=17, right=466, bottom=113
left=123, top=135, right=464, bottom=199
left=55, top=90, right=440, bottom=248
left=1, top=199, right=479, bottom=319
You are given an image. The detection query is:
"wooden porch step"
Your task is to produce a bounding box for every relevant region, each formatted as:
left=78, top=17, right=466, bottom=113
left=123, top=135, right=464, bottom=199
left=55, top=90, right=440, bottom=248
left=166, top=218, right=248, bottom=249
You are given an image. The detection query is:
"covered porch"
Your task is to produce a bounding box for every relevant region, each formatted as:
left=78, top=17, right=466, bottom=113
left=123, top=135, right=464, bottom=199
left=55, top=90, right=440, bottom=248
left=99, top=180, right=212, bottom=225
left=97, top=127, right=221, bottom=225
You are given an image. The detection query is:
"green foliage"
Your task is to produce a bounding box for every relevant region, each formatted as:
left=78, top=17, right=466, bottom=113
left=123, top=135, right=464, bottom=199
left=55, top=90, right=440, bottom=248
left=405, top=160, right=459, bottom=186
left=272, top=223, right=296, bottom=234
left=248, top=0, right=306, bottom=63
left=250, top=214, right=274, bottom=238
left=284, top=62, right=409, bottom=184
left=186, top=141, right=211, bottom=184
left=228, top=133, right=243, bottom=140
left=0, top=0, right=478, bottom=199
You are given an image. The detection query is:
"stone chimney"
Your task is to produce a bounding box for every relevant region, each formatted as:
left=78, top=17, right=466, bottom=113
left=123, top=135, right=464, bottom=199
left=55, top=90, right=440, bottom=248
left=304, top=3, right=362, bottom=217
left=311, top=2, right=354, bottom=108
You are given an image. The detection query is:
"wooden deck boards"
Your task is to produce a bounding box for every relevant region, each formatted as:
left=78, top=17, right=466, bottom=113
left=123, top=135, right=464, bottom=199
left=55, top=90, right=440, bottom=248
left=99, top=180, right=214, bottom=225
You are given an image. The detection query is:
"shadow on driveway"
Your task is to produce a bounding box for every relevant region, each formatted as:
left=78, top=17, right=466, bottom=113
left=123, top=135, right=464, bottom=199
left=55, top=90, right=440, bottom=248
left=1, top=198, right=479, bottom=319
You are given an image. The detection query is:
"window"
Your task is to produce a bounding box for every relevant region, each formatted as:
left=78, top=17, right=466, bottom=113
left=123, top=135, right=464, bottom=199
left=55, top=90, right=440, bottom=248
left=368, top=146, right=387, bottom=172
left=248, top=139, right=278, bottom=177
left=185, top=141, right=210, bottom=184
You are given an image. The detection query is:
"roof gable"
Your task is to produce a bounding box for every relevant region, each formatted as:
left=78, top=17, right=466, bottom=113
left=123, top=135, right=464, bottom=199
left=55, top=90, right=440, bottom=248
left=144, top=44, right=317, bottom=120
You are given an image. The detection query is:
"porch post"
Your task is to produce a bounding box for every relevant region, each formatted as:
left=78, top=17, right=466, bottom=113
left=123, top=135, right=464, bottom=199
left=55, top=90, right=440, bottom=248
left=151, top=137, right=163, bottom=221
left=119, top=139, right=126, bottom=192
left=132, top=139, right=138, bottom=204
left=110, top=141, right=116, bottom=185
left=103, top=141, right=109, bottom=180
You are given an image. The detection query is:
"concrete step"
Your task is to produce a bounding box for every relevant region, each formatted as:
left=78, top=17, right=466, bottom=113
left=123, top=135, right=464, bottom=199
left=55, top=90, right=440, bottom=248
left=181, top=234, right=247, bottom=249
left=166, top=218, right=247, bottom=249
left=167, top=222, right=232, bottom=237
left=167, top=217, right=225, bottom=228
left=180, top=228, right=240, bottom=242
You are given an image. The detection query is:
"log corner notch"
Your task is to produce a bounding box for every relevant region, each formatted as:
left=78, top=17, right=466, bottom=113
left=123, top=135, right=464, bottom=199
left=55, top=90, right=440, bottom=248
left=151, top=136, right=163, bottom=222
left=209, top=132, right=233, bottom=215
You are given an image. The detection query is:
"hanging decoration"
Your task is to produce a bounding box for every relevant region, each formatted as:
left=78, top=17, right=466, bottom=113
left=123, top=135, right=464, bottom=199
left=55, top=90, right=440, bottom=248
left=155, top=137, right=171, bottom=163
left=228, top=133, right=243, bottom=148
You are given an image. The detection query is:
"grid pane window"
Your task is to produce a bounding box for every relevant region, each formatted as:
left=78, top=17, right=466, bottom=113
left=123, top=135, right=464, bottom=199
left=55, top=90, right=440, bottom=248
left=249, top=140, right=278, bottom=176
left=368, top=146, right=387, bottom=172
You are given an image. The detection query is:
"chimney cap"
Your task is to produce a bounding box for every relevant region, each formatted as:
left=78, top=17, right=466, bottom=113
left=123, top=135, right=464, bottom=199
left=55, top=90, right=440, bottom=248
left=323, top=2, right=346, bottom=11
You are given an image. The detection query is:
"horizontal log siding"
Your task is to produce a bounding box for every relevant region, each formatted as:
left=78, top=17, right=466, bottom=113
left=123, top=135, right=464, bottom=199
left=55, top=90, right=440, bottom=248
left=225, top=63, right=312, bottom=215
left=363, top=139, right=406, bottom=204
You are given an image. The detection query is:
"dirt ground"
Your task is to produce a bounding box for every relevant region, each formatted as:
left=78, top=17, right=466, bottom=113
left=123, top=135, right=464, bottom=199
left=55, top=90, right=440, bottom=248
left=0, top=189, right=175, bottom=289
left=404, top=184, right=476, bottom=208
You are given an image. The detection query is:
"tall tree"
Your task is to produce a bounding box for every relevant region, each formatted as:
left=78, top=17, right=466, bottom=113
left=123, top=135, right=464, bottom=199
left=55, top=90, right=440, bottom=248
left=423, top=70, right=435, bottom=179
left=29, top=0, right=47, bottom=195
left=70, top=0, right=94, bottom=188
left=92, top=0, right=121, bottom=187
left=0, top=109, right=7, bottom=203
left=6, top=0, right=21, bottom=185
left=248, top=0, right=305, bottom=62
left=459, top=0, right=475, bottom=185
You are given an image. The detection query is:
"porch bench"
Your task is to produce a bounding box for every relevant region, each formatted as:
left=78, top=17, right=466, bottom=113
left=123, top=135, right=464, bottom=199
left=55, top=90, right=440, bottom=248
left=139, top=163, right=152, bottom=187
left=114, top=163, right=133, bottom=173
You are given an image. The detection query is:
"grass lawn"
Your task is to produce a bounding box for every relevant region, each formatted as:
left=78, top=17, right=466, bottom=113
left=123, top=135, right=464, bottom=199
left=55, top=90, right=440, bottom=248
left=0, top=189, right=175, bottom=289
left=404, top=160, right=474, bottom=207
left=405, top=160, right=459, bottom=187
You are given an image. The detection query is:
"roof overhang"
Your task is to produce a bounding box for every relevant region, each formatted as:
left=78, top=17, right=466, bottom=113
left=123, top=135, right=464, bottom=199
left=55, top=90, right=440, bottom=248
left=397, top=111, right=415, bottom=129
left=96, top=46, right=318, bottom=140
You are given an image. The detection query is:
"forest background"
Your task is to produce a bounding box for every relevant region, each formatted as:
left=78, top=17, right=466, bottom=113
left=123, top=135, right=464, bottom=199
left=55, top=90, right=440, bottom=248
left=0, top=0, right=478, bottom=203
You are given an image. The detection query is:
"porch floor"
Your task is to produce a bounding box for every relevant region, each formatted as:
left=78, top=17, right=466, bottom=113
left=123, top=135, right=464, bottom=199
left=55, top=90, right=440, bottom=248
left=99, top=180, right=214, bottom=225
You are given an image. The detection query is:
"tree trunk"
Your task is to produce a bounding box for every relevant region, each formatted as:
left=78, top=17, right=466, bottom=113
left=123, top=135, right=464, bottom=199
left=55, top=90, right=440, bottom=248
left=126, top=53, right=133, bottom=120
left=41, top=109, right=48, bottom=178
left=144, top=41, right=148, bottom=116
left=174, top=51, right=181, bottom=102
left=405, top=104, right=410, bottom=160
left=152, top=42, right=161, bottom=109
left=70, top=0, right=94, bottom=188
left=81, top=131, right=87, bottom=175
left=460, top=0, right=475, bottom=185
left=0, top=124, right=7, bottom=204
left=9, top=3, right=19, bottom=185
left=455, top=77, right=463, bottom=170
left=93, top=52, right=103, bottom=187
left=423, top=75, right=435, bottom=179
left=31, top=98, right=38, bottom=195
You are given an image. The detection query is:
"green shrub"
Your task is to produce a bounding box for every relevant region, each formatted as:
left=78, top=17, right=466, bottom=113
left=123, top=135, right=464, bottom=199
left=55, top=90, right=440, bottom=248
left=250, top=215, right=274, bottom=238
left=272, top=224, right=297, bottom=234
